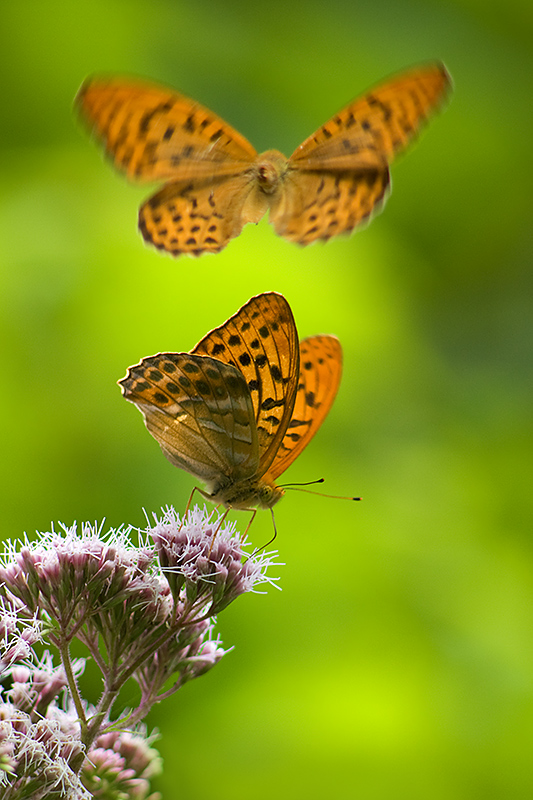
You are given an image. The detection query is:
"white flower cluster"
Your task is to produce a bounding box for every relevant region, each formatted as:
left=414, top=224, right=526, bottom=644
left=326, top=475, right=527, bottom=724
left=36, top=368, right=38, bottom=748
left=0, top=505, right=279, bottom=798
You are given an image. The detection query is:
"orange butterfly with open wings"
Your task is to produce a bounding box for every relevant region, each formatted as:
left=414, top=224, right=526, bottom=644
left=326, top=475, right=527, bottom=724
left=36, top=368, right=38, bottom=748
left=77, top=63, right=451, bottom=257
left=119, top=293, right=342, bottom=511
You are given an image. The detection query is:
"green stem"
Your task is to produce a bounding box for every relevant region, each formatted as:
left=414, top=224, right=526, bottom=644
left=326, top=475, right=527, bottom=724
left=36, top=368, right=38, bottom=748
left=57, top=635, right=87, bottom=730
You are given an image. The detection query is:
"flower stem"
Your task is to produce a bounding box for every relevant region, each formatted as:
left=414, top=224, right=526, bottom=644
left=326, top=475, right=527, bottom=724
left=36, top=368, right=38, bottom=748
left=57, top=635, right=87, bottom=730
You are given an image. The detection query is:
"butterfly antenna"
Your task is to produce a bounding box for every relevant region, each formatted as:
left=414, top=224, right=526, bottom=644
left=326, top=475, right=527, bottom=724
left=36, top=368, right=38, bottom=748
left=280, top=478, right=361, bottom=501
left=279, top=478, right=326, bottom=488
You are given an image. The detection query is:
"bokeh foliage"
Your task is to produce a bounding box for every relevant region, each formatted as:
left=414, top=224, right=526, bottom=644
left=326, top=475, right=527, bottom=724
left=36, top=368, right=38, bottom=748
left=1, top=0, right=532, bottom=798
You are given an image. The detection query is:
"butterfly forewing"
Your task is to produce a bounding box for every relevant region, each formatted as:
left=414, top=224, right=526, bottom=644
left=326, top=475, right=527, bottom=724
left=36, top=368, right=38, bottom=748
left=265, top=336, right=342, bottom=482
left=119, top=351, right=259, bottom=488
left=76, top=77, right=257, bottom=183
left=290, top=62, right=451, bottom=168
left=192, top=293, right=300, bottom=474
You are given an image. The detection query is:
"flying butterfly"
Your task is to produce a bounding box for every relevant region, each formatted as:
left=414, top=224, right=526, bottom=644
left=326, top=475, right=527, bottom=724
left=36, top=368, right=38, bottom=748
left=77, top=63, right=452, bottom=257
left=119, top=293, right=343, bottom=512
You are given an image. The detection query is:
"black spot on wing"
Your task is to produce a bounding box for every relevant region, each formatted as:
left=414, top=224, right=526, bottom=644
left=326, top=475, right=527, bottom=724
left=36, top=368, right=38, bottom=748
left=183, top=115, right=196, bottom=133
left=183, top=362, right=199, bottom=374
left=261, top=397, right=285, bottom=411
left=288, top=418, right=312, bottom=429
left=195, top=380, right=211, bottom=395
left=153, top=391, right=169, bottom=405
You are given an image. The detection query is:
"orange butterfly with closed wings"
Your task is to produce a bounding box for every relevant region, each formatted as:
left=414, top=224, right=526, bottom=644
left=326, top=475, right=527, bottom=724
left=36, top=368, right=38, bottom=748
left=119, top=293, right=344, bottom=513
left=77, top=63, right=451, bottom=257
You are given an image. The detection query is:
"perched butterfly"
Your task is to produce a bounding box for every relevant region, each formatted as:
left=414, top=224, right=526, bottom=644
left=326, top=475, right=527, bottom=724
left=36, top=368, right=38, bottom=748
left=119, top=292, right=342, bottom=511
left=77, top=63, right=451, bottom=257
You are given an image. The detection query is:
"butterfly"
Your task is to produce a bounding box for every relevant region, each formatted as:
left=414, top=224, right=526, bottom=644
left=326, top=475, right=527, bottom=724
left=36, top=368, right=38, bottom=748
left=77, top=62, right=451, bottom=257
left=118, top=292, right=342, bottom=511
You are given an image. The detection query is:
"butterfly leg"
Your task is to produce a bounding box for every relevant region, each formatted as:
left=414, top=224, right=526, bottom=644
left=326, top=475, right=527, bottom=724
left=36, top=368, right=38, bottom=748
left=179, top=486, right=213, bottom=531
left=259, top=507, right=277, bottom=549
left=207, top=505, right=261, bottom=557
left=245, top=508, right=277, bottom=562
left=206, top=504, right=260, bottom=557
left=241, top=508, right=258, bottom=541
left=207, top=508, right=231, bottom=557
left=179, top=487, right=229, bottom=555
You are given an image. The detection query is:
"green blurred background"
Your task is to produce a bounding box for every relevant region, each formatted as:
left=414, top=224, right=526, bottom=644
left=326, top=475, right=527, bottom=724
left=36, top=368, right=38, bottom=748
left=1, top=0, right=532, bottom=797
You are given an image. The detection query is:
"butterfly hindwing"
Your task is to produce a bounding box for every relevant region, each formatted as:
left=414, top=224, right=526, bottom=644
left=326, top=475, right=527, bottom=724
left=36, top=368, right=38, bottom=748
left=119, top=351, right=259, bottom=488
left=138, top=173, right=259, bottom=256
left=269, top=168, right=390, bottom=245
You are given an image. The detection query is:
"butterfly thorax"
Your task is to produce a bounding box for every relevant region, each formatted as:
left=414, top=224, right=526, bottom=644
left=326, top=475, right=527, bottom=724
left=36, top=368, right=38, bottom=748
left=254, top=150, right=288, bottom=195
left=241, top=151, right=289, bottom=224
left=208, top=477, right=285, bottom=510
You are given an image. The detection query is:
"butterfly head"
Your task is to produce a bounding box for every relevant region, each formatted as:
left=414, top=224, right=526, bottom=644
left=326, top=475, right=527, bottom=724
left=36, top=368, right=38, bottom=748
left=254, top=150, right=288, bottom=195
left=209, top=477, right=285, bottom=511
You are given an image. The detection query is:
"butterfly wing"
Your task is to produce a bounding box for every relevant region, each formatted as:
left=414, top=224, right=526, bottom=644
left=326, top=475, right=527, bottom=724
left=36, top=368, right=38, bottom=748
left=119, top=351, right=259, bottom=491
left=138, top=172, right=259, bottom=256
left=269, top=168, right=390, bottom=245
left=77, top=77, right=266, bottom=255
left=291, top=62, right=451, bottom=168
left=263, top=335, right=342, bottom=482
left=191, top=292, right=300, bottom=475
left=270, top=62, right=450, bottom=245
left=76, top=76, right=258, bottom=182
